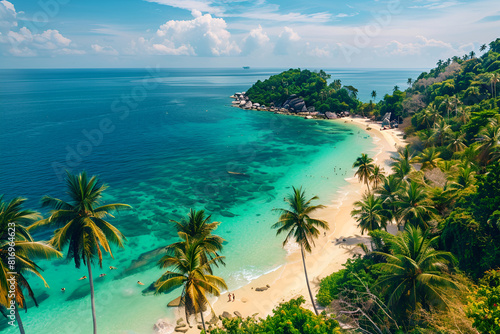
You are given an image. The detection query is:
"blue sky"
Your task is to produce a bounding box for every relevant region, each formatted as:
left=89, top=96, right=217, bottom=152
left=0, top=0, right=499, bottom=68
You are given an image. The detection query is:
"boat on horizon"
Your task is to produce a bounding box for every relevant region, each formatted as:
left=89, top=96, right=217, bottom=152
left=243, top=66, right=250, bottom=69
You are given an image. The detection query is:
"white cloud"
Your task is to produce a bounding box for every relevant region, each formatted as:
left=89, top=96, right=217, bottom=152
left=229, top=10, right=332, bottom=23
left=409, top=1, right=460, bottom=10
left=91, top=44, right=119, bottom=55
left=151, top=43, right=194, bottom=55
left=335, top=12, right=359, bottom=18
left=279, top=26, right=300, bottom=42
left=241, top=25, right=270, bottom=55
left=146, top=0, right=332, bottom=23
left=275, top=26, right=301, bottom=55
left=153, top=11, right=240, bottom=56
left=55, top=48, right=86, bottom=55
left=383, top=35, right=454, bottom=56
left=0, top=0, right=17, bottom=31
left=8, top=45, right=35, bottom=57
left=306, top=45, right=330, bottom=57
left=4, top=27, right=72, bottom=55
left=145, top=0, right=224, bottom=16
left=0, top=2, right=79, bottom=57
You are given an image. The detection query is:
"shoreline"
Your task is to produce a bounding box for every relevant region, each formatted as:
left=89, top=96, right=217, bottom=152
left=172, top=117, right=406, bottom=334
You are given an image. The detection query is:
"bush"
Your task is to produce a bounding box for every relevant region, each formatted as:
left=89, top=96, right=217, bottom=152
left=208, top=297, right=341, bottom=334
left=466, top=269, right=500, bottom=333
left=316, top=257, right=380, bottom=307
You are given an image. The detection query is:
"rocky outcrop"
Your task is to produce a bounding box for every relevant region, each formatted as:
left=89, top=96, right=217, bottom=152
left=167, top=296, right=181, bottom=307
left=231, top=93, right=324, bottom=119
left=255, top=284, right=270, bottom=292
left=221, top=311, right=233, bottom=319
left=281, top=95, right=307, bottom=113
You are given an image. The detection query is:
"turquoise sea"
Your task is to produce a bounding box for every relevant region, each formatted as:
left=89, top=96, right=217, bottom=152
left=0, top=68, right=422, bottom=333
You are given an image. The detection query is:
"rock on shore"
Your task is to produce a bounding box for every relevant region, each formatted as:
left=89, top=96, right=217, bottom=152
left=231, top=92, right=326, bottom=118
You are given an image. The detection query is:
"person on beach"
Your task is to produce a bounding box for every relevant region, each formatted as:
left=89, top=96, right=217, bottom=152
left=137, top=281, right=144, bottom=285
left=79, top=276, right=87, bottom=280
left=109, top=266, right=117, bottom=270
left=61, top=288, right=65, bottom=292
left=228, top=293, right=232, bottom=302
left=232, top=293, right=235, bottom=302
left=99, top=273, right=106, bottom=278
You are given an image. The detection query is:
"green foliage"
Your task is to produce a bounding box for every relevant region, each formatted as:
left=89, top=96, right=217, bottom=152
left=245, top=68, right=359, bottom=112
left=473, top=162, right=500, bottom=222
left=208, top=297, right=341, bottom=334
left=317, top=257, right=380, bottom=307
left=466, top=269, right=500, bottom=333
left=441, top=163, right=500, bottom=278
left=379, top=90, right=405, bottom=118
left=374, top=226, right=459, bottom=323
left=462, top=110, right=498, bottom=141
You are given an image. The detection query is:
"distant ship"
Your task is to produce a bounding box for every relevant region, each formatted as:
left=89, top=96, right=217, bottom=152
left=242, top=66, right=250, bottom=69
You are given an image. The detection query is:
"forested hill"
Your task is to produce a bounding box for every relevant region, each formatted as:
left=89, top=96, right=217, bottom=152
left=246, top=68, right=360, bottom=112
left=392, top=38, right=500, bottom=123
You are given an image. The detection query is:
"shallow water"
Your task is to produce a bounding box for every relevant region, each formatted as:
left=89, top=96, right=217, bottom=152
left=0, top=68, right=416, bottom=333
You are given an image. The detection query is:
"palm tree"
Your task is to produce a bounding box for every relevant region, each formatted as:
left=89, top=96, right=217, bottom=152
left=31, top=172, right=130, bottom=334
left=476, top=124, right=500, bottom=165
left=371, top=90, right=377, bottom=100
left=272, top=187, right=329, bottom=315
left=407, top=78, right=413, bottom=87
left=414, top=147, right=443, bottom=171
left=393, top=85, right=400, bottom=92
left=457, top=106, right=471, bottom=124
left=353, top=154, right=375, bottom=192
left=155, top=236, right=226, bottom=331
left=351, top=193, right=391, bottom=234
left=460, top=146, right=480, bottom=167
left=418, top=109, right=434, bottom=129
left=443, top=97, right=454, bottom=121
left=469, top=50, right=476, bottom=59
left=332, top=79, right=342, bottom=91
left=390, top=147, right=415, bottom=182
left=391, top=159, right=413, bottom=182
left=446, top=131, right=467, bottom=152
left=369, top=165, right=386, bottom=190
left=168, top=209, right=225, bottom=269
left=395, top=181, right=437, bottom=230
left=0, top=196, right=62, bottom=334
left=447, top=166, right=476, bottom=191
left=490, top=73, right=499, bottom=104
left=480, top=44, right=488, bottom=52
left=376, top=175, right=401, bottom=215
left=373, top=226, right=459, bottom=321
left=427, top=103, right=443, bottom=125
left=431, top=120, right=452, bottom=146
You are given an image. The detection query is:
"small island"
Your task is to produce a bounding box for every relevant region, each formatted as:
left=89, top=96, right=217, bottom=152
left=231, top=68, right=359, bottom=119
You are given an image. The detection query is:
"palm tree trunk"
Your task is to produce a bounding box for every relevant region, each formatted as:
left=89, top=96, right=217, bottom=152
left=87, top=260, right=98, bottom=334
left=14, top=306, right=25, bottom=334
left=200, top=309, right=206, bottom=333
left=301, top=246, right=319, bottom=315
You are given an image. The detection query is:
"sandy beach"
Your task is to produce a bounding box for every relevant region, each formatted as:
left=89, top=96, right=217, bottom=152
left=176, top=117, right=406, bottom=333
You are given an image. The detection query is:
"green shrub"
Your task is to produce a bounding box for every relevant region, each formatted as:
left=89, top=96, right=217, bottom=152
left=466, top=269, right=500, bottom=333
left=208, top=297, right=341, bottom=334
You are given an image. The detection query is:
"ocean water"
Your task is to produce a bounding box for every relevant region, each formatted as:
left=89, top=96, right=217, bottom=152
left=0, top=68, right=415, bottom=333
